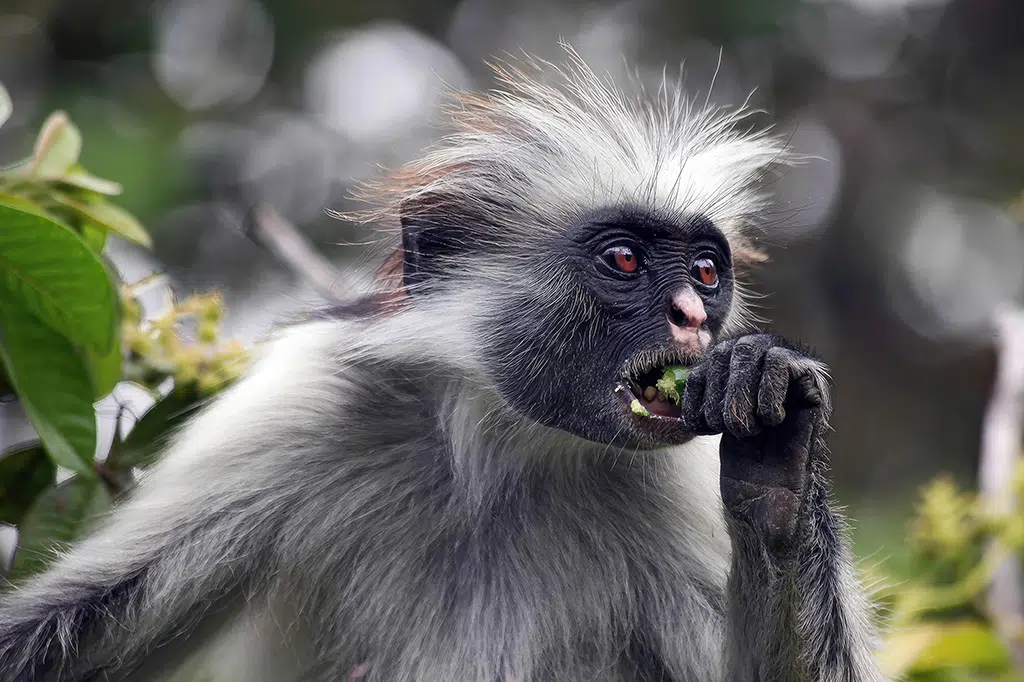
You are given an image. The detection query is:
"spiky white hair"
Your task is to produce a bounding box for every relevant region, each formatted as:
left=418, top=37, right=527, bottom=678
left=354, top=44, right=794, bottom=331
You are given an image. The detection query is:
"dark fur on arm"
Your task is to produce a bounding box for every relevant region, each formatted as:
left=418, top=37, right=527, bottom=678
left=722, top=409, right=882, bottom=681
left=682, top=334, right=886, bottom=682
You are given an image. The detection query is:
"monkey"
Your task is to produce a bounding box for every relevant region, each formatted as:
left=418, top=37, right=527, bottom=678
left=0, top=48, right=887, bottom=682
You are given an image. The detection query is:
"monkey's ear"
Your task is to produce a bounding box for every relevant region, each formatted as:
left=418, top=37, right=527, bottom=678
left=400, top=215, right=431, bottom=290
left=399, top=196, right=476, bottom=292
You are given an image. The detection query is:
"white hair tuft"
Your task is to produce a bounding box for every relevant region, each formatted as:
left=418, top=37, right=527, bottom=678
left=351, top=43, right=795, bottom=331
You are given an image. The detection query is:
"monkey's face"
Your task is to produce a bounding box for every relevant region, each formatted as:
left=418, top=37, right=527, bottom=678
left=480, top=207, right=737, bottom=450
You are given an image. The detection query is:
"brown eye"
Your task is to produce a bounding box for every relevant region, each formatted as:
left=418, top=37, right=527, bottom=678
left=692, top=257, right=718, bottom=288
left=602, top=246, right=640, bottom=274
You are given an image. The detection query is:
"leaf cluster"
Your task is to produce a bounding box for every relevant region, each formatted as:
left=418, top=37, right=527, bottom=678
left=0, top=84, right=249, bottom=581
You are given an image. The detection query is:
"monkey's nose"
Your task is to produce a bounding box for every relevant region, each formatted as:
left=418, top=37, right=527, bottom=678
left=666, top=287, right=707, bottom=331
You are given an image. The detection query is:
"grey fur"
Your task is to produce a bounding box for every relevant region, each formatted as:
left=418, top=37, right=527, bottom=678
left=0, top=48, right=887, bottom=682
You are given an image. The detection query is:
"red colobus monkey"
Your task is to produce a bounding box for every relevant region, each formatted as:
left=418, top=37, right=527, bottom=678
left=0, top=47, right=886, bottom=682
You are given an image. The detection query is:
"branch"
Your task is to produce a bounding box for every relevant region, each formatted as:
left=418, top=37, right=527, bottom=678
left=242, top=203, right=345, bottom=302
left=979, top=307, right=1024, bottom=667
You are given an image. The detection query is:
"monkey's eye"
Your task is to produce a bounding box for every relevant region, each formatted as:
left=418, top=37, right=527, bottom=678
left=601, top=245, right=641, bottom=275
left=692, top=257, right=719, bottom=288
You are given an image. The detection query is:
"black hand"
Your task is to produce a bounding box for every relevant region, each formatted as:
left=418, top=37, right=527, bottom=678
left=681, top=334, right=829, bottom=558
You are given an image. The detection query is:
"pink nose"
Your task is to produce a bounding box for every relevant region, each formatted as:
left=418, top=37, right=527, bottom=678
left=667, top=287, right=707, bottom=330
left=666, top=288, right=710, bottom=350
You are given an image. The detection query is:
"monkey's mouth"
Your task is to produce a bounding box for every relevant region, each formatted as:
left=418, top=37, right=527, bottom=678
left=624, top=367, right=682, bottom=418
left=617, top=353, right=695, bottom=421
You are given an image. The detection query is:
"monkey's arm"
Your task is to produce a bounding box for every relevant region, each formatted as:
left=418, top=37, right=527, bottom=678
left=0, top=321, right=347, bottom=682
left=682, top=336, right=887, bottom=682
left=0, top=477, right=271, bottom=682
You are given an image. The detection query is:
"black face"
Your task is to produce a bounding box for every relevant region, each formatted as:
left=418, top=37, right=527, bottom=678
left=479, top=206, right=736, bottom=449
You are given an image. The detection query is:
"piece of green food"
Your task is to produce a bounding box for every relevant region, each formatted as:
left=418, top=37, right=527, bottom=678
left=630, top=398, right=650, bottom=417
left=656, top=365, right=690, bottom=405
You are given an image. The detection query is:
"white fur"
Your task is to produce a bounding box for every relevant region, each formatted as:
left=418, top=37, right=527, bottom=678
left=355, top=45, right=793, bottom=333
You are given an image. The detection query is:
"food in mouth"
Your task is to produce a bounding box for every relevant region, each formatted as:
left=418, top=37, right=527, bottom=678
left=627, top=365, right=690, bottom=419
left=630, top=399, right=651, bottom=417
left=656, top=366, right=690, bottom=404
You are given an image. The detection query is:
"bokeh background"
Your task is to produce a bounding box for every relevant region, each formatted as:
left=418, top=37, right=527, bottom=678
left=2, top=0, right=1023, bottom=562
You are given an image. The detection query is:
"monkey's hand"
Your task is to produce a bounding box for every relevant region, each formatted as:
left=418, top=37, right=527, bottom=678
left=680, top=336, right=886, bottom=682
left=680, top=334, right=828, bottom=560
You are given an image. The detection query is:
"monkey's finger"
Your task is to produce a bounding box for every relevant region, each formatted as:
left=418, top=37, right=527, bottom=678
left=681, top=363, right=712, bottom=434
left=703, top=341, right=735, bottom=433
left=756, top=346, right=791, bottom=427
left=788, top=361, right=826, bottom=410
left=723, top=337, right=765, bottom=438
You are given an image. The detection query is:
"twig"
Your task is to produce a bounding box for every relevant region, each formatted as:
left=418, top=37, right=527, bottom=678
left=979, top=307, right=1024, bottom=667
left=242, top=203, right=344, bottom=301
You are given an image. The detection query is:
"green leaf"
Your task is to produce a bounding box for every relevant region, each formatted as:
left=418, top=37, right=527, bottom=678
left=7, top=474, right=111, bottom=582
left=917, top=621, right=1010, bottom=671
left=0, top=83, right=11, bottom=130
left=27, top=111, right=81, bottom=179
left=879, top=620, right=1015, bottom=678
left=79, top=223, right=108, bottom=253
left=86, top=340, right=123, bottom=399
left=50, top=194, right=151, bottom=248
left=59, top=166, right=123, bottom=196
left=656, top=365, right=690, bottom=405
left=0, top=443, right=56, bottom=526
left=108, top=390, right=205, bottom=470
left=0, top=201, right=118, bottom=352
left=0, top=302, right=98, bottom=477
left=0, top=193, right=40, bottom=213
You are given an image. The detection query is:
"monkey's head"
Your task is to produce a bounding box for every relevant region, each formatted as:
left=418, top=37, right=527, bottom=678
left=358, top=47, right=791, bottom=450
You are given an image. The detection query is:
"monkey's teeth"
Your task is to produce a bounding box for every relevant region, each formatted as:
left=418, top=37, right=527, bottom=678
left=642, top=386, right=658, bottom=401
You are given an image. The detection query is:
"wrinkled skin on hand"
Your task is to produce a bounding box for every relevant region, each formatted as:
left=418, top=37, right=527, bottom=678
left=681, top=334, right=828, bottom=559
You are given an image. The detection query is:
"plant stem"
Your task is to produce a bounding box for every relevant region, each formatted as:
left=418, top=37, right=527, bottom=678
left=242, top=203, right=344, bottom=301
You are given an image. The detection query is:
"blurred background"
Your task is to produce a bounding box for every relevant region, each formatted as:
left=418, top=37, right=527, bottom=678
left=2, top=0, right=1022, bottom=562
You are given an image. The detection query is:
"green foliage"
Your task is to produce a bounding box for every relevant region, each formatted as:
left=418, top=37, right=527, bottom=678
left=656, top=365, right=690, bottom=405
left=0, top=302, right=101, bottom=476
left=7, top=474, right=113, bottom=582
left=0, top=444, right=55, bottom=526
left=0, top=86, right=249, bottom=579
left=0, top=201, right=118, bottom=351
left=873, top=471, right=1024, bottom=680
left=107, top=391, right=207, bottom=471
